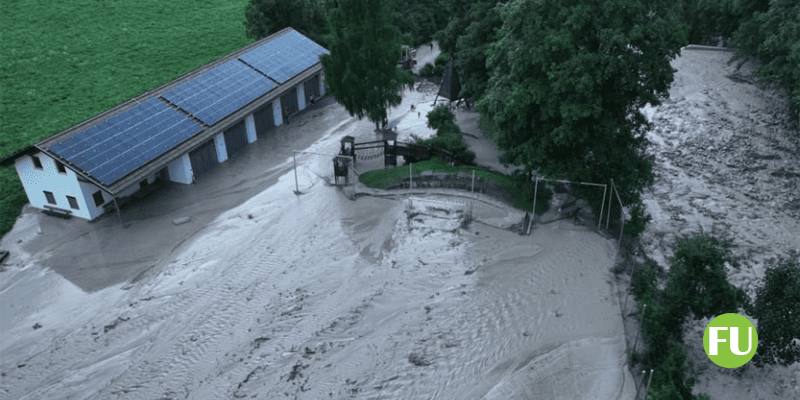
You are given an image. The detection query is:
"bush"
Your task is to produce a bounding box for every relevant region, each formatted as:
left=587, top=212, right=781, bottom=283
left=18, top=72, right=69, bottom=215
left=664, top=235, right=746, bottom=320
left=417, top=106, right=475, bottom=164
left=418, top=63, right=436, bottom=77
left=632, top=234, right=746, bottom=399
left=753, top=257, right=800, bottom=365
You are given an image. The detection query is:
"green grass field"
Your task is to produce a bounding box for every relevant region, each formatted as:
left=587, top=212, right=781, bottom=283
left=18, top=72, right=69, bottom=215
left=0, top=0, right=251, bottom=236
left=359, top=158, right=551, bottom=214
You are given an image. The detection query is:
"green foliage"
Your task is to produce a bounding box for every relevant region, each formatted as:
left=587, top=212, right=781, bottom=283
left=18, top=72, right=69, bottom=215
left=359, top=158, right=550, bottom=214
left=753, top=257, right=800, bottom=365
left=244, top=0, right=328, bottom=44
left=632, top=234, right=745, bottom=399
left=478, top=0, right=686, bottom=212
left=321, top=0, right=412, bottom=129
left=664, top=235, right=745, bottom=319
left=437, top=0, right=503, bottom=100
left=418, top=63, right=437, bottom=77
left=391, top=0, right=449, bottom=46
left=0, top=0, right=250, bottom=238
left=416, top=106, right=476, bottom=164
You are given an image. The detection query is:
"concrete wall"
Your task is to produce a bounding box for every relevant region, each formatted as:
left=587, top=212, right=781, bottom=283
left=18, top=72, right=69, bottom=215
left=297, top=84, right=307, bottom=111
left=15, top=153, right=95, bottom=220
left=272, top=100, right=283, bottom=127
left=319, top=72, right=326, bottom=96
left=245, top=114, right=257, bottom=143
left=213, top=133, right=228, bottom=163
left=167, top=153, right=193, bottom=184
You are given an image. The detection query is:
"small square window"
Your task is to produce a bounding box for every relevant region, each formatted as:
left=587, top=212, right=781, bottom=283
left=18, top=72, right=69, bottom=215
left=55, top=160, right=67, bottom=174
left=32, top=156, right=43, bottom=169
left=66, top=196, right=79, bottom=210
left=92, top=191, right=104, bottom=207
left=43, top=191, right=56, bottom=205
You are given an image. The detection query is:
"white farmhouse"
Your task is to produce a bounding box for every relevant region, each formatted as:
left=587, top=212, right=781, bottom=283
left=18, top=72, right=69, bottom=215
left=1, top=28, right=327, bottom=221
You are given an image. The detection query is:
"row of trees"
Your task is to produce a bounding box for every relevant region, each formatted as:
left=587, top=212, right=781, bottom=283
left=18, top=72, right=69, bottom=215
left=245, top=1, right=691, bottom=233
left=632, top=235, right=800, bottom=399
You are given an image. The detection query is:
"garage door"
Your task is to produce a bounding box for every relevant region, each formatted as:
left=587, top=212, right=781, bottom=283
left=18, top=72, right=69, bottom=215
left=189, top=140, right=217, bottom=180
left=304, top=75, right=320, bottom=104
left=254, top=102, right=275, bottom=138
left=224, top=121, right=248, bottom=158
left=281, top=87, right=299, bottom=118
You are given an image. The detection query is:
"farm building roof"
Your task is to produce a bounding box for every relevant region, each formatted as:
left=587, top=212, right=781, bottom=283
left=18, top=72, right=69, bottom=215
left=4, top=28, right=327, bottom=195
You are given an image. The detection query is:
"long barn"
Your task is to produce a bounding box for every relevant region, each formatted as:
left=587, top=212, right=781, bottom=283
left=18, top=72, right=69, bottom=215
left=1, top=28, right=327, bottom=221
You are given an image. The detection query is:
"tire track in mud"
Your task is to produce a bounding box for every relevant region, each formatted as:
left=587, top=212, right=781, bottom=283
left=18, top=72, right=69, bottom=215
left=94, top=195, right=338, bottom=399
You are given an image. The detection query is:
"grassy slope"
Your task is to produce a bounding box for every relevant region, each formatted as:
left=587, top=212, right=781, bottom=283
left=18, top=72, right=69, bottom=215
left=0, top=0, right=250, bottom=236
left=359, top=158, right=550, bottom=214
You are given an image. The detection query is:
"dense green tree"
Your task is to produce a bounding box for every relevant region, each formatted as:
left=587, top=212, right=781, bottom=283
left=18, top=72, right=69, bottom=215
left=753, top=257, right=800, bottom=365
left=244, top=0, right=328, bottom=44
left=321, top=0, right=412, bottom=130
left=437, top=1, right=504, bottom=101
left=391, top=0, right=449, bottom=46
left=664, top=235, right=745, bottom=319
left=478, top=0, right=687, bottom=214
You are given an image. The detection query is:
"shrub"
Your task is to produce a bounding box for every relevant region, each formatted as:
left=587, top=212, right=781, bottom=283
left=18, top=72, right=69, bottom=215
left=753, top=257, right=800, bottom=365
left=417, top=106, right=475, bottom=164
left=663, top=234, right=746, bottom=320
left=418, top=62, right=436, bottom=77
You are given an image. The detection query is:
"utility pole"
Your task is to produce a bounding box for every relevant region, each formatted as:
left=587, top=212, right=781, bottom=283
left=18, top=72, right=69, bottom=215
left=293, top=152, right=300, bottom=195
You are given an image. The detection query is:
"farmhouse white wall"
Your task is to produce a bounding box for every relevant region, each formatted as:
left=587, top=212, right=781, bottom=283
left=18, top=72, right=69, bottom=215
left=319, top=73, right=326, bottom=96
left=15, top=153, right=93, bottom=219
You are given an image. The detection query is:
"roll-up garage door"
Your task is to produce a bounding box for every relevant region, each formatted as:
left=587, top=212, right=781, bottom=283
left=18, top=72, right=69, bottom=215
left=281, top=87, right=299, bottom=118
left=224, top=121, right=248, bottom=158
left=189, top=140, right=217, bottom=180
left=254, top=102, right=275, bottom=138
left=304, top=74, right=321, bottom=104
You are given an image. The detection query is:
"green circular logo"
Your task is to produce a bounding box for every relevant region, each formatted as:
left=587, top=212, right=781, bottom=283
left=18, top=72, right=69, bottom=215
left=703, top=313, right=758, bottom=369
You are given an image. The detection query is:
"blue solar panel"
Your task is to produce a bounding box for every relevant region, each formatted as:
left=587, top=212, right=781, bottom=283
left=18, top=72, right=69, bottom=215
left=239, top=29, right=328, bottom=83
left=46, top=97, right=203, bottom=186
left=161, top=60, right=276, bottom=125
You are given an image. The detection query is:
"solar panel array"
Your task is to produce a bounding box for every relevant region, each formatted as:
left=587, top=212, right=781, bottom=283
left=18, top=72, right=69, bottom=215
left=43, top=29, right=326, bottom=189
left=161, top=60, right=276, bottom=125
left=239, top=29, right=328, bottom=83
left=45, top=97, right=203, bottom=186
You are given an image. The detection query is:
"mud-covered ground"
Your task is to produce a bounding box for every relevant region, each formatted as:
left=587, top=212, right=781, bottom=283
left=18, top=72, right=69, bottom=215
left=0, top=78, right=634, bottom=398
left=642, top=48, right=800, bottom=399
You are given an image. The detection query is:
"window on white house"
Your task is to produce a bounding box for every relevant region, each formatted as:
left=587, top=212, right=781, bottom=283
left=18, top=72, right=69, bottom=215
left=43, top=191, right=56, bottom=205
left=66, top=196, right=79, bottom=210
left=92, top=191, right=104, bottom=207
left=55, top=160, right=67, bottom=174
left=32, top=155, right=43, bottom=169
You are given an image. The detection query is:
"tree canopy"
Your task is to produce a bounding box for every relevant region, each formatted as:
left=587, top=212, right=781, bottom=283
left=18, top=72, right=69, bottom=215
left=244, top=0, right=328, bottom=44
left=320, top=0, right=411, bottom=129
left=478, top=0, right=686, bottom=209
left=753, top=257, right=800, bottom=365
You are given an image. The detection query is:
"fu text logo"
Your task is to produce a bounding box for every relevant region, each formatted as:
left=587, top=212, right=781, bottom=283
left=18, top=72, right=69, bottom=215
left=703, top=313, right=758, bottom=369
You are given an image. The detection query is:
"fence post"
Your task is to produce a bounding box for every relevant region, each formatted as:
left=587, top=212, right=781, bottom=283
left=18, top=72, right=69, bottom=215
left=644, top=369, right=654, bottom=399
left=598, top=184, right=607, bottom=230
left=409, top=163, right=413, bottom=189
left=471, top=170, right=475, bottom=193
left=606, top=180, right=613, bottom=231
left=293, top=152, right=300, bottom=195
left=528, top=177, right=539, bottom=236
